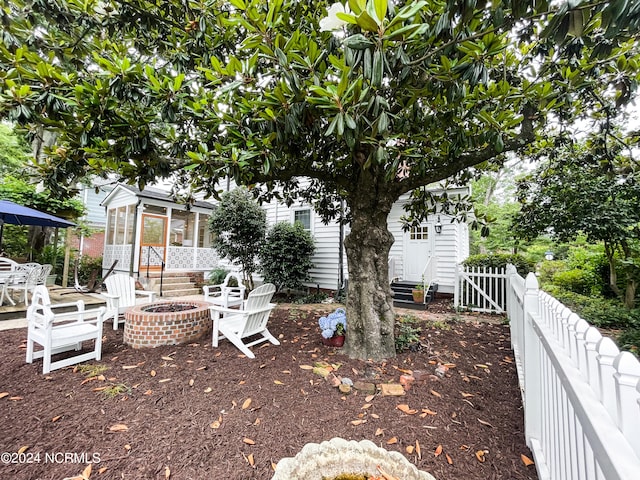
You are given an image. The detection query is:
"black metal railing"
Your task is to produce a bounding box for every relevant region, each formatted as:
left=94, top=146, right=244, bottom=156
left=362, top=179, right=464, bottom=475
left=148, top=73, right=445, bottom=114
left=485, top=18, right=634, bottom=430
left=145, top=246, right=165, bottom=297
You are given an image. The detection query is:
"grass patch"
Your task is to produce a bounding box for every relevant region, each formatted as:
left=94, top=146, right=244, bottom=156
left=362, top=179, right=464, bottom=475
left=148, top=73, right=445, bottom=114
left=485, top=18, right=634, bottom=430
left=102, top=383, right=131, bottom=399
left=76, top=364, right=108, bottom=377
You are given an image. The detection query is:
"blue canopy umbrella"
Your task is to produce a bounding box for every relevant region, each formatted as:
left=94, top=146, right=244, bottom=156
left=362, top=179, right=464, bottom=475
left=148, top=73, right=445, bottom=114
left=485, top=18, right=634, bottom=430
left=0, top=199, right=76, bottom=251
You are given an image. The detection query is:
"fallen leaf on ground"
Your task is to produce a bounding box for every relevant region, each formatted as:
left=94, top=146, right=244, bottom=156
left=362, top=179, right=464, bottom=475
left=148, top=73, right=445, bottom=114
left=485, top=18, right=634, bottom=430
left=460, top=392, right=474, bottom=398
left=247, top=453, right=255, bottom=467
left=52, top=415, right=62, bottom=422
left=242, top=398, right=252, bottom=410
left=406, top=445, right=414, bottom=454
left=396, top=404, right=417, bottom=414
left=351, top=419, right=366, bottom=426
left=243, top=437, right=256, bottom=445
left=299, top=365, right=313, bottom=370
left=420, top=408, right=437, bottom=416
left=204, top=387, right=212, bottom=393
left=365, top=394, right=375, bottom=402
left=273, top=380, right=284, bottom=385
left=18, top=446, right=29, bottom=454
left=386, top=437, right=397, bottom=444
left=446, top=453, right=453, bottom=464
left=375, top=428, right=384, bottom=436
left=430, top=390, right=442, bottom=398
left=109, top=424, right=128, bottom=432
left=416, top=440, right=421, bottom=459
left=165, top=466, right=170, bottom=479
left=0, top=392, right=9, bottom=399
left=475, top=450, right=486, bottom=462
left=521, top=454, right=535, bottom=466
left=434, top=445, right=443, bottom=457
left=477, top=418, right=493, bottom=427
left=150, top=370, right=156, bottom=377
left=210, top=415, right=222, bottom=429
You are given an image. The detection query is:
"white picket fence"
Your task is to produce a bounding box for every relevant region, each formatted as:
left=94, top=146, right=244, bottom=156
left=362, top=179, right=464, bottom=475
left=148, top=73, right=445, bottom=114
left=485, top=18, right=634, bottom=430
left=454, top=265, right=507, bottom=313
left=506, top=264, right=640, bottom=480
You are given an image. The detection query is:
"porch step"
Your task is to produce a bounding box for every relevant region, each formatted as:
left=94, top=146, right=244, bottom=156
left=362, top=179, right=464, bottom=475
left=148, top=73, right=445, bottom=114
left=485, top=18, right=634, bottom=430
left=390, top=280, right=438, bottom=310
left=144, top=275, right=201, bottom=298
left=162, top=288, right=201, bottom=298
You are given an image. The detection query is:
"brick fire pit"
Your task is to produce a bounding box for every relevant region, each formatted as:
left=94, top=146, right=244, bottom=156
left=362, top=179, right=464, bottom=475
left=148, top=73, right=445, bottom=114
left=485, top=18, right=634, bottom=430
left=124, top=300, right=211, bottom=348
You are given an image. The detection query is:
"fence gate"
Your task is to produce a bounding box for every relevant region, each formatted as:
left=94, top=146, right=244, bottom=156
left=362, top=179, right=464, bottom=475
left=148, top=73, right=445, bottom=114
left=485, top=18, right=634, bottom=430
left=454, top=265, right=507, bottom=313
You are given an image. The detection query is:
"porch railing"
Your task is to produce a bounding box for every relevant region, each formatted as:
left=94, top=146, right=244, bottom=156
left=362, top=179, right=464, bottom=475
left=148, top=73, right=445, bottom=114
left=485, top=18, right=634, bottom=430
left=506, top=264, right=640, bottom=480
left=144, top=246, right=165, bottom=297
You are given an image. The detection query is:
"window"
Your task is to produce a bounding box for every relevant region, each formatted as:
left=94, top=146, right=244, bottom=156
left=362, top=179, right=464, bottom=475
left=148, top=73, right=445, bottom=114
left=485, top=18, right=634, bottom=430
left=106, top=209, right=116, bottom=245
left=115, top=207, right=126, bottom=244
left=198, top=214, right=214, bottom=248
left=293, top=209, right=312, bottom=231
left=125, top=205, right=135, bottom=244
left=410, top=226, right=429, bottom=240
left=170, top=209, right=196, bottom=246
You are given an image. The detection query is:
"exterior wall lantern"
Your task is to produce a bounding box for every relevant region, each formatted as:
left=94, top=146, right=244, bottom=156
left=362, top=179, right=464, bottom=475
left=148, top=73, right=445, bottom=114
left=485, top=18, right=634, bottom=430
left=434, top=215, right=443, bottom=234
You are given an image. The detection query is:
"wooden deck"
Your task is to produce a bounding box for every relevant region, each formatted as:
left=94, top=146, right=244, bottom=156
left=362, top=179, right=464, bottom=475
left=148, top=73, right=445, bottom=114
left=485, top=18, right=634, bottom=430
left=0, top=286, right=107, bottom=323
left=0, top=285, right=202, bottom=328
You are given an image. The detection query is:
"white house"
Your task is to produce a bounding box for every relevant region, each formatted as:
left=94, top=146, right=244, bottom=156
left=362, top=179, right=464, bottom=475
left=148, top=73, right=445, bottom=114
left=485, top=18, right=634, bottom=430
left=100, top=182, right=469, bottom=295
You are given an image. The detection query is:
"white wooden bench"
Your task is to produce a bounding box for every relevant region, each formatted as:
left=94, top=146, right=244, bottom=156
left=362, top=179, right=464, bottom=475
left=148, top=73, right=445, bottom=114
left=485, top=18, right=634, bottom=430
left=26, top=286, right=106, bottom=374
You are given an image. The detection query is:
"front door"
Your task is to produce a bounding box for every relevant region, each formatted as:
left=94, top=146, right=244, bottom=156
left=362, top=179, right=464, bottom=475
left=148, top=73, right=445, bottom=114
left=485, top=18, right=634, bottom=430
left=139, top=214, right=167, bottom=272
left=403, top=224, right=433, bottom=282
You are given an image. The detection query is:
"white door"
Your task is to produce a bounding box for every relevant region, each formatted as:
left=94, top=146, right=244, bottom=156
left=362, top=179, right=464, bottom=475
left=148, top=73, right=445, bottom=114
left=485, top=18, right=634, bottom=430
left=403, top=224, right=433, bottom=282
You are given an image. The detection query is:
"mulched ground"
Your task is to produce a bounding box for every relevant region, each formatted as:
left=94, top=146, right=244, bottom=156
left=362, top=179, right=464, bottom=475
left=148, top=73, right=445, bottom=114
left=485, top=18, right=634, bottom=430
left=0, top=299, right=537, bottom=480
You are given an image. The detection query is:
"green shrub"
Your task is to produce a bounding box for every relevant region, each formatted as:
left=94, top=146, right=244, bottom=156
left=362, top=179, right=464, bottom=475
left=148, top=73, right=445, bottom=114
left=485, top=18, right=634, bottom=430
left=618, top=328, right=640, bottom=357
left=259, top=222, right=315, bottom=291
left=78, top=255, right=103, bottom=286
left=463, top=253, right=534, bottom=275
left=207, top=267, right=229, bottom=285
left=36, top=245, right=66, bottom=284
left=552, top=269, right=593, bottom=296
left=537, top=260, right=567, bottom=287
left=545, top=289, right=640, bottom=329
left=395, top=315, right=422, bottom=353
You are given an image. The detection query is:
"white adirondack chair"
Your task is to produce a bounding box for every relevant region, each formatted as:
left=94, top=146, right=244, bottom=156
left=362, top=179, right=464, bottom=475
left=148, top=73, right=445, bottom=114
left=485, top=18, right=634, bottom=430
left=26, top=285, right=106, bottom=374
left=102, top=274, right=156, bottom=330
left=210, top=283, right=279, bottom=359
left=203, top=272, right=245, bottom=308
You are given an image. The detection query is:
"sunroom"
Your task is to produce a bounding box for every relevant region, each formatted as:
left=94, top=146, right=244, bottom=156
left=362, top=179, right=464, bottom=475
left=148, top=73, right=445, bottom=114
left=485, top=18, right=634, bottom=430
left=100, top=185, right=219, bottom=280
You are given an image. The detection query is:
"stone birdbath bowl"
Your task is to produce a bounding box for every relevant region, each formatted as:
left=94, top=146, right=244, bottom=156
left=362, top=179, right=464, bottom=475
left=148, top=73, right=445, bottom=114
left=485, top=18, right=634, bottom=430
left=271, top=437, right=436, bottom=480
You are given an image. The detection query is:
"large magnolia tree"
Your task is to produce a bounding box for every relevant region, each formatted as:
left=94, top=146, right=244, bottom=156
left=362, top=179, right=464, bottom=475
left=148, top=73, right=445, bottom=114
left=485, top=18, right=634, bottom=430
left=1, top=0, right=639, bottom=359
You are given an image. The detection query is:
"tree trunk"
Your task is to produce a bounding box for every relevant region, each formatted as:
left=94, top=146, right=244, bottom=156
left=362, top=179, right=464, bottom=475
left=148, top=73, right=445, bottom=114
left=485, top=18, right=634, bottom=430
left=621, top=241, right=636, bottom=309
left=604, top=242, right=620, bottom=297
left=342, top=186, right=397, bottom=361
left=624, top=279, right=636, bottom=309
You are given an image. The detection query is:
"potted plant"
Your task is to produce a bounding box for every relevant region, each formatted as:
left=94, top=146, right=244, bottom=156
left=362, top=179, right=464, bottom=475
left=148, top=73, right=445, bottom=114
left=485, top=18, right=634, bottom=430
left=318, top=308, right=347, bottom=347
left=412, top=284, right=424, bottom=303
